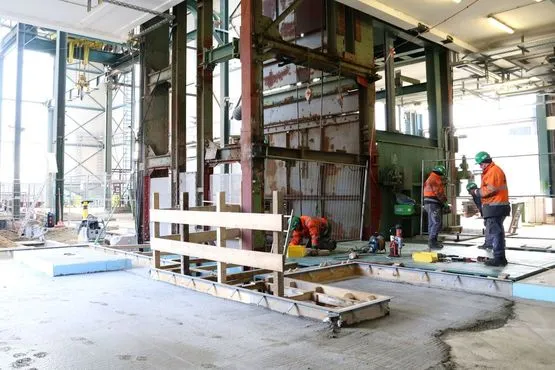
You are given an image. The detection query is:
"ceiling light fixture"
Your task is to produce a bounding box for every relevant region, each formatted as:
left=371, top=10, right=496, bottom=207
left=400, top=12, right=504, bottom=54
left=453, top=0, right=462, bottom=3
left=487, top=16, right=515, bottom=34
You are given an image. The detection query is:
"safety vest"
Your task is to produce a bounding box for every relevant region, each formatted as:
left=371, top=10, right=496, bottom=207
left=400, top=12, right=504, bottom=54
left=423, top=172, right=446, bottom=203
left=478, top=162, right=509, bottom=206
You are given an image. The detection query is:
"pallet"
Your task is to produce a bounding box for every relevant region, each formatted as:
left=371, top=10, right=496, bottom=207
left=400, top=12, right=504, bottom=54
left=149, top=191, right=391, bottom=324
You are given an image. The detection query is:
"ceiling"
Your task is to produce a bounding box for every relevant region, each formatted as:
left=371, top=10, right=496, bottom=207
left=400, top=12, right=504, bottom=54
left=0, top=0, right=182, bottom=42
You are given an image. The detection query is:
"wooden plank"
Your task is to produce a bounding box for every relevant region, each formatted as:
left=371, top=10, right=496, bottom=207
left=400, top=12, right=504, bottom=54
left=285, top=287, right=314, bottom=301
left=189, top=205, right=217, bottom=212
left=225, top=204, right=241, bottom=212
left=272, top=191, right=284, bottom=297
left=150, top=209, right=283, bottom=231
left=189, top=228, right=241, bottom=243
left=180, top=192, right=190, bottom=275
left=216, top=192, right=227, bottom=284
left=160, top=263, right=182, bottom=270
left=313, top=292, right=358, bottom=307
left=152, top=237, right=285, bottom=272
left=285, top=278, right=385, bottom=302
left=153, top=193, right=161, bottom=268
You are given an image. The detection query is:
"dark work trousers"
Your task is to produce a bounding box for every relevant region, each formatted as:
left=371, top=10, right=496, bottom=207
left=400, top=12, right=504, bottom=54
left=424, top=203, right=442, bottom=244
left=485, top=216, right=506, bottom=260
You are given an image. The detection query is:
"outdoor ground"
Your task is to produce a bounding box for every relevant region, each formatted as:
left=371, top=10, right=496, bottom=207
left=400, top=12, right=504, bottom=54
left=1, top=258, right=554, bottom=369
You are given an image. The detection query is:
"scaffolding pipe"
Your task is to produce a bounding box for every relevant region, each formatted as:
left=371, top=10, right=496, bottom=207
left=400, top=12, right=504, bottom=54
left=13, top=24, right=25, bottom=220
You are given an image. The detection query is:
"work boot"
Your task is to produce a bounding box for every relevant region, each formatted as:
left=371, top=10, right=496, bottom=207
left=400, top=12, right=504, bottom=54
left=477, top=244, right=493, bottom=250
left=428, top=240, right=444, bottom=250
left=484, top=257, right=508, bottom=267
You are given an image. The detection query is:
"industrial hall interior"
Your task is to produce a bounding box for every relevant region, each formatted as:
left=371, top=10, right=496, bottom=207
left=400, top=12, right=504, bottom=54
left=1, top=0, right=555, bottom=368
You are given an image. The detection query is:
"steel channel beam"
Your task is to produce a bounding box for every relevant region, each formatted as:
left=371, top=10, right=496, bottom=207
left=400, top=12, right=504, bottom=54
left=148, top=66, right=172, bottom=86
left=326, top=0, right=337, bottom=56
left=425, top=47, right=442, bottom=144
left=384, top=32, right=396, bottom=133
left=196, top=0, right=214, bottom=207
left=212, top=145, right=366, bottom=166
left=171, top=1, right=188, bottom=212
left=286, top=263, right=513, bottom=298
left=12, top=24, right=24, bottom=219
left=54, top=31, right=67, bottom=223
left=204, top=39, right=239, bottom=67
left=261, top=37, right=379, bottom=83
left=220, top=0, right=230, bottom=174
left=376, top=82, right=427, bottom=100
left=241, top=0, right=267, bottom=251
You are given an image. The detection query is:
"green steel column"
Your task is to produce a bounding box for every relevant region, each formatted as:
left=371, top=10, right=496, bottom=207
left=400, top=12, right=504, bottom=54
left=105, top=82, right=113, bottom=210
left=13, top=24, right=25, bottom=220
left=220, top=0, right=230, bottom=173
left=536, top=95, right=551, bottom=195
left=425, top=47, right=442, bottom=146
left=54, top=31, right=67, bottom=223
left=196, top=0, right=214, bottom=206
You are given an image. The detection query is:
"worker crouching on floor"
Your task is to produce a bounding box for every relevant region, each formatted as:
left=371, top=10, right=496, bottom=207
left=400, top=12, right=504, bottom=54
left=423, top=165, right=449, bottom=250
left=289, top=215, right=337, bottom=250
left=468, top=152, right=511, bottom=267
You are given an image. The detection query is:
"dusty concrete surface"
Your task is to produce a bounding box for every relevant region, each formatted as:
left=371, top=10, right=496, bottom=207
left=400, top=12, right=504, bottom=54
left=444, top=300, right=555, bottom=369
left=0, top=259, right=512, bottom=370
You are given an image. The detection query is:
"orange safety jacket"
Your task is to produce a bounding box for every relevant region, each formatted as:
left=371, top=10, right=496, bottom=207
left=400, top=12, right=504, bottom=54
left=290, top=216, right=328, bottom=247
left=423, top=172, right=447, bottom=204
left=478, top=162, right=509, bottom=205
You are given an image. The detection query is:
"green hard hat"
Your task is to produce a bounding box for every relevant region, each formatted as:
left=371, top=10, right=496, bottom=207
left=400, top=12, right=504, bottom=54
left=466, top=182, right=478, bottom=191
left=475, top=151, right=491, bottom=164
left=289, top=216, right=301, bottom=230
left=432, top=165, right=446, bottom=176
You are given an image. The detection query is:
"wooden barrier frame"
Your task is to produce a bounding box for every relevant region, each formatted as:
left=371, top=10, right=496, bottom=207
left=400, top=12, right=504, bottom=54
left=150, top=191, right=286, bottom=295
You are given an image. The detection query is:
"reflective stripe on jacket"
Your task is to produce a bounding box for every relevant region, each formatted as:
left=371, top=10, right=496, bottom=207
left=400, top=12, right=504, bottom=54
left=423, top=172, right=447, bottom=203
left=478, top=162, right=509, bottom=206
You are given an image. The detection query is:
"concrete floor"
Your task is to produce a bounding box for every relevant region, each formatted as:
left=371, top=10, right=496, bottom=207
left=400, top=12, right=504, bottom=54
left=0, top=259, right=553, bottom=369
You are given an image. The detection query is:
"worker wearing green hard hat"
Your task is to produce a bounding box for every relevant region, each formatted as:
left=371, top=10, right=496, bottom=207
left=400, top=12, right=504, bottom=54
left=467, top=151, right=511, bottom=267
left=423, top=164, right=449, bottom=250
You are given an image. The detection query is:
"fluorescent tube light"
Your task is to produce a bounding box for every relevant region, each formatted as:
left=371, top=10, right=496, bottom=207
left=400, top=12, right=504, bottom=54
left=487, top=16, right=514, bottom=34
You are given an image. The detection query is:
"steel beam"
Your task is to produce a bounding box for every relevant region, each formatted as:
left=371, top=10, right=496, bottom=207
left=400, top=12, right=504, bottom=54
left=240, top=0, right=265, bottom=251
left=212, top=145, right=367, bottom=167
left=196, top=0, right=214, bottom=207
left=536, top=95, right=551, bottom=195
left=105, top=82, right=113, bottom=210
left=171, top=2, right=188, bottom=210
left=220, top=0, right=230, bottom=174
left=204, top=39, right=239, bottom=67
left=325, top=0, right=337, bottom=56
left=54, top=31, right=67, bottom=223
left=12, top=24, right=24, bottom=220
left=376, top=82, right=427, bottom=100
left=384, top=32, right=396, bottom=133
left=261, top=37, right=379, bottom=83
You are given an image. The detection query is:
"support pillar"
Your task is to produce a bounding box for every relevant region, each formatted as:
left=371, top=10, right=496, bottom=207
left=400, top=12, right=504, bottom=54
left=425, top=47, right=442, bottom=145
left=220, top=0, right=230, bottom=173
left=240, top=0, right=265, bottom=251
left=171, top=2, right=188, bottom=209
left=0, top=55, right=3, bottom=176
left=54, top=31, right=67, bottom=223
left=13, top=24, right=25, bottom=220
left=196, top=0, right=214, bottom=206
left=536, top=95, right=551, bottom=195
left=105, top=82, right=113, bottom=210
left=384, top=32, right=396, bottom=133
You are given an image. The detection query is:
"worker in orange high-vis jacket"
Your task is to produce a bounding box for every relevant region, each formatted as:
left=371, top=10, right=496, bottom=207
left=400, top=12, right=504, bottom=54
left=289, top=215, right=334, bottom=250
left=468, top=152, right=511, bottom=267
left=423, top=165, right=448, bottom=249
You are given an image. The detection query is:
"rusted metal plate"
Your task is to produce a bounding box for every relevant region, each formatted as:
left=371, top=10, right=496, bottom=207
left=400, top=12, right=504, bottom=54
left=322, top=121, right=361, bottom=154
left=263, top=62, right=329, bottom=90
left=264, top=93, right=359, bottom=125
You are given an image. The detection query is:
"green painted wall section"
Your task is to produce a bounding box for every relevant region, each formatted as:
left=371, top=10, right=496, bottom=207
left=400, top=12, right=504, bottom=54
left=376, top=131, right=443, bottom=236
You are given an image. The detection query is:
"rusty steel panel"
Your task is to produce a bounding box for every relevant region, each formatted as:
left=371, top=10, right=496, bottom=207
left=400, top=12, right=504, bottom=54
left=321, top=121, right=361, bottom=154
left=263, top=62, right=329, bottom=90
left=264, top=93, right=359, bottom=125
left=265, top=159, right=288, bottom=194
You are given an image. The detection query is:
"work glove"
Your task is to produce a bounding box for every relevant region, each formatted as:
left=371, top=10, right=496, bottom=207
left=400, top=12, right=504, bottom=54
left=466, top=182, right=478, bottom=193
